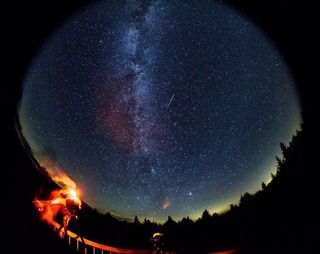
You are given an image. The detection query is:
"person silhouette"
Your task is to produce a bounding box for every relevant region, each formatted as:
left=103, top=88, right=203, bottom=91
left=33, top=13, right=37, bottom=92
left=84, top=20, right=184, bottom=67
left=58, top=189, right=82, bottom=238
left=34, top=188, right=85, bottom=246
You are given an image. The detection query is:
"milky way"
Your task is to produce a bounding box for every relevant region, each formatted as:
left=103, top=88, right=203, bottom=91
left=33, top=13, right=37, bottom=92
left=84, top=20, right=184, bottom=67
left=19, top=0, right=301, bottom=222
left=100, top=1, right=161, bottom=155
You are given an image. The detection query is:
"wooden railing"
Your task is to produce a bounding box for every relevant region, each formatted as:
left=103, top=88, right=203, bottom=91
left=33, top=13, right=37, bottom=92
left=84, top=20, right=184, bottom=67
left=51, top=220, right=238, bottom=254
left=51, top=221, right=153, bottom=254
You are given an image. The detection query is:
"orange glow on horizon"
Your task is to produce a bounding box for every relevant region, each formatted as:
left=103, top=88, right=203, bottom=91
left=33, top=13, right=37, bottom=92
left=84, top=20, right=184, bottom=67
left=39, top=155, right=77, bottom=190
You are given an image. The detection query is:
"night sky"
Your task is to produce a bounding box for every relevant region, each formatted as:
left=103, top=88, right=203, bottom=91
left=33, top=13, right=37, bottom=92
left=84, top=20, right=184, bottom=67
left=19, top=0, right=301, bottom=222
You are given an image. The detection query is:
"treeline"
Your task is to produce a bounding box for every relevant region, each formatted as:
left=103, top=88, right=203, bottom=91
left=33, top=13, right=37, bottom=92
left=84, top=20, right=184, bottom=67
left=68, top=122, right=316, bottom=254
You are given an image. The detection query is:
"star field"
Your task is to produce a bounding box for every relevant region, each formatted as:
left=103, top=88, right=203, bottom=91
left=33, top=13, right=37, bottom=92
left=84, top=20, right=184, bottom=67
left=19, top=0, right=301, bottom=222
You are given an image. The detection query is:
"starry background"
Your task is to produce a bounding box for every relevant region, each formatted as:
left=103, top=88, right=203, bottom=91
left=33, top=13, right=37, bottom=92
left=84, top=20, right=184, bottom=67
left=19, top=0, right=301, bottom=222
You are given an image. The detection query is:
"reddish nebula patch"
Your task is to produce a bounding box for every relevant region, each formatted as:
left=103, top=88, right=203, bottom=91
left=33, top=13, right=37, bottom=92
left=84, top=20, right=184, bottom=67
left=98, top=86, right=137, bottom=152
left=162, top=197, right=170, bottom=210
left=96, top=82, right=163, bottom=155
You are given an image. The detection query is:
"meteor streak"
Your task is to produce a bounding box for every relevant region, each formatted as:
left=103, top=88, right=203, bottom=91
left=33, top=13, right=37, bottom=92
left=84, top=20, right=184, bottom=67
left=166, top=93, right=175, bottom=110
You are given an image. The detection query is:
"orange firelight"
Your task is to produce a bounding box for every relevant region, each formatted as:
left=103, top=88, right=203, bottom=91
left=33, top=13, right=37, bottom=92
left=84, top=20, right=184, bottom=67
left=34, top=187, right=81, bottom=224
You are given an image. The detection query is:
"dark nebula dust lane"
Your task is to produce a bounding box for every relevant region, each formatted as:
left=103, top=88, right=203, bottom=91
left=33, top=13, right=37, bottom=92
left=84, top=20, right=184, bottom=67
left=19, top=0, right=301, bottom=222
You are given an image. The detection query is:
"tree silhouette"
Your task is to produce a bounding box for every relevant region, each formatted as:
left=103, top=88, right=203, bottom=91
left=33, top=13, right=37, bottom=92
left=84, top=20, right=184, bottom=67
left=134, top=215, right=140, bottom=225
left=201, top=209, right=211, bottom=221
